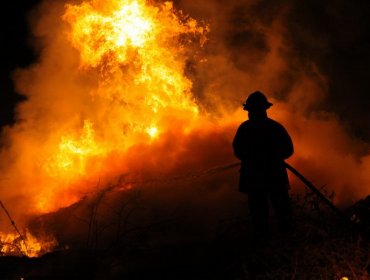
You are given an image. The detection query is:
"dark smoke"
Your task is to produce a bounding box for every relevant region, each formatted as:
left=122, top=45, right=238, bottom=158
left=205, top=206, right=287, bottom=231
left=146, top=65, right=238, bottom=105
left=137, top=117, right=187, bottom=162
left=177, top=0, right=370, bottom=139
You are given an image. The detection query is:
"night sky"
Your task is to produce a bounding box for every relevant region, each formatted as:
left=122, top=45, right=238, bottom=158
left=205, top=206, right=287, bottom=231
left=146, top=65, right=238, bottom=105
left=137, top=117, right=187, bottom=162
left=1, top=0, right=370, bottom=140
left=0, top=1, right=39, bottom=127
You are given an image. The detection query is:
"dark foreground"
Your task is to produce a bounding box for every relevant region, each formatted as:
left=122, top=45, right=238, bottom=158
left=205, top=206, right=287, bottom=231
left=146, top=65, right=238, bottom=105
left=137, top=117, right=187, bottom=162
left=0, top=196, right=369, bottom=280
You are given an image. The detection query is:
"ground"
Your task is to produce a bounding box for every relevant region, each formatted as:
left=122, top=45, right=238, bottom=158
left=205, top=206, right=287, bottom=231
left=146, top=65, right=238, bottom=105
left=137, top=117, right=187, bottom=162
left=0, top=194, right=369, bottom=279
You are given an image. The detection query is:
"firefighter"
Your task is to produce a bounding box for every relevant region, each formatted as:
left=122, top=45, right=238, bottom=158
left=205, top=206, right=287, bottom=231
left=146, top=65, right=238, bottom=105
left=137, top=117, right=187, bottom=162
left=232, top=91, right=294, bottom=243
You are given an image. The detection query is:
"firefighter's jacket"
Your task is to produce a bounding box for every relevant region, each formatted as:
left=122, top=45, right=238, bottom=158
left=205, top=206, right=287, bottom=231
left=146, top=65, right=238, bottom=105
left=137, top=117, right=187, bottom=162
left=233, top=117, right=293, bottom=193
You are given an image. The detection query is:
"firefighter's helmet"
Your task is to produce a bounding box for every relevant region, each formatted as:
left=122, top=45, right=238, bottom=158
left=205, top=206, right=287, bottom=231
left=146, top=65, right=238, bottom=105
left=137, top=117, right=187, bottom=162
left=243, top=91, right=273, bottom=111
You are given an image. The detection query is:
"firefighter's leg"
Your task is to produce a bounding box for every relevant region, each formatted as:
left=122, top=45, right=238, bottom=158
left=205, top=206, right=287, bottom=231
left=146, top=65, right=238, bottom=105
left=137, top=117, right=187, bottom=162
left=248, top=189, right=270, bottom=243
left=269, top=187, right=293, bottom=233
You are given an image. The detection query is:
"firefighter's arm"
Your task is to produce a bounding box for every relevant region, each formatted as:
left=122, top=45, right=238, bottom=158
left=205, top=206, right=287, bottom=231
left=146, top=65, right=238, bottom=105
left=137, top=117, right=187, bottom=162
left=232, top=126, right=246, bottom=160
left=279, top=127, right=294, bottom=159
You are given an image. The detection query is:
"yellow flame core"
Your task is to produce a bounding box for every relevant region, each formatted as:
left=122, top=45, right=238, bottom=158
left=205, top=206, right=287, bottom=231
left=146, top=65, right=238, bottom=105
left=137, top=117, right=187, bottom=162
left=63, top=0, right=206, bottom=113
left=146, top=126, right=158, bottom=138
left=45, top=120, right=103, bottom=177
left=65, top=0, right=156, bottom=66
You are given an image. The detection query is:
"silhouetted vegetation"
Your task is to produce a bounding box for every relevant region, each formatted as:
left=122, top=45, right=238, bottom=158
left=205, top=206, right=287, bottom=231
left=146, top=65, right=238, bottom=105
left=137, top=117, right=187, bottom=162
left=0, top=184, right=369, bottom=279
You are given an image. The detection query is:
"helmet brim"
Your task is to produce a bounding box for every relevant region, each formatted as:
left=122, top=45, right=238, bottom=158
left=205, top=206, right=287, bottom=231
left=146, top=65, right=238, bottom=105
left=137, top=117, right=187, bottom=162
left=243, top=102, right=273, bottom=111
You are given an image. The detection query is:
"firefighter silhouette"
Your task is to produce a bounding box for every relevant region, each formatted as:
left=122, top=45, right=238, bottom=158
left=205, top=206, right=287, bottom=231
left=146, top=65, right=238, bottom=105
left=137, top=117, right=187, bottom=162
left=233, top=91, right=294, bottom=243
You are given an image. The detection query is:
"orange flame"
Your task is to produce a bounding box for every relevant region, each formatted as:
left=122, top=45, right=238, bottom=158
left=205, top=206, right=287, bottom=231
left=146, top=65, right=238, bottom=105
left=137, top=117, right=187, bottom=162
left=23, top=0, right=209, bottom=213
left=0, top=230, right=57, bottom=258
left=0, top=0, right=210, bottom=255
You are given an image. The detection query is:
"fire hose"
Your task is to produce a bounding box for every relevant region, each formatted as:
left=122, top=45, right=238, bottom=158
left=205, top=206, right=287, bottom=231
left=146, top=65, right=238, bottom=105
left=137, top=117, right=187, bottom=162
left=131, top=161, right=356, bottom=228
left=96, top=160, right=360, bottom=229
left=283, top=162, right=356, bottom=228
left=214, top=161, right=356, bottom=228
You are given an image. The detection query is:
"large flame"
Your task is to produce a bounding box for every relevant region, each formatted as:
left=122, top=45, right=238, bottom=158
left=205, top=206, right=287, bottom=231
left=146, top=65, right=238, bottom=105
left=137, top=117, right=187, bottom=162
left=25, top=0, right=208, bottom=213
left=0, top=0, right=211, bottom=257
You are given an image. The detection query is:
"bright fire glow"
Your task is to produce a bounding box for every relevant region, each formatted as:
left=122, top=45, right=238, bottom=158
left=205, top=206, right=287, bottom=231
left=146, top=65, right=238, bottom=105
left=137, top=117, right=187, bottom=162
left=0, top=0, right=209, bottom=256
left=45, top=120, right=103, bottom=177
left=146, top=126, right=158, bottom=138
left=28, top=0, right=208, bottom=212
left=0, top=230, right=57, bottom=258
